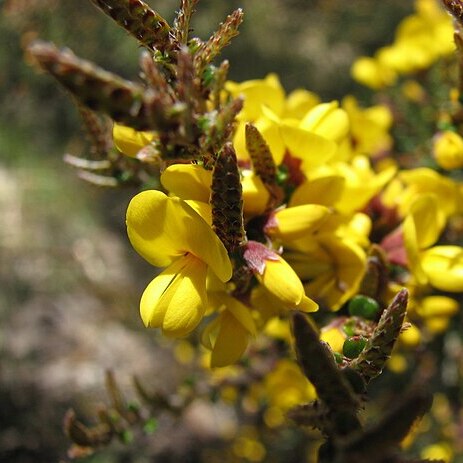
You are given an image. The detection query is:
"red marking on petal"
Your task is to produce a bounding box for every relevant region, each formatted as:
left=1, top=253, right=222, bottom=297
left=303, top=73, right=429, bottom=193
left=380, top=227, right=408, bottom=266
left=243, top=241, right=279, bottom=275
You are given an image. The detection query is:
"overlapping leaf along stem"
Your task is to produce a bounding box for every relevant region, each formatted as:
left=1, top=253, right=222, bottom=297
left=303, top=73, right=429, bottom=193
left=27, top=0, right=244, bottom=165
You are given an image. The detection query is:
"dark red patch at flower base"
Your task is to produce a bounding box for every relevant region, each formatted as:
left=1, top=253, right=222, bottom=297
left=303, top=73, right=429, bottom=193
left=380, top=226, right=408, bottom=267
left=243, top=240, right=279, bottom=275
left=363, top=194, right=400, bottom=242
left=281, top=151, right=305, bottom=187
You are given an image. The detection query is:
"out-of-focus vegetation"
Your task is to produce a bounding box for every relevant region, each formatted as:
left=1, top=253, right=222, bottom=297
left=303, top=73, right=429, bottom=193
left=1, top=1, right=436, bottom=463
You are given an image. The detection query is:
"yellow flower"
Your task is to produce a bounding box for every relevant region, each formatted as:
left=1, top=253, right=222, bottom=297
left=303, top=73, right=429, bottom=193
left=320, top=325, right=346, bottom=353
left=286, top=235, right=366, bottom=310
left=403, top=194, right=443, bottom=285
left=403, top=195, right=463, bottom=292
left=240, top=170, right=270, bottom=217
left=297, top=156, right=395, bottom=215
left=113, top=123, right=155, bottom=157
left=201, top=292, right=256, bottom=367
left=160, top=163, right=271, bottom=218
left=243, top=241, right=318, bottom=313
left=351, top=0, right=453, bottom=88
left=290, top=174, right=345, bottom=207
left=433, top=130, right=463, bottom=170
left=342, top=95, right=393, bottom=158
left=161, top=163, right=212, bottom=202
left=421, top=246, right=463, bottom=292
left=396, top=167, right=460, bottom=220
left=351, top=56, right=397, bottom=89
left=263, top=359, right=316, bottom=411
left=126, top=190, right=232, bottom=337
left=415, top=295, right=459, bottom=334
left=265, top=204, right=331, bottom=241
left=226, top=73, right=286, bottom=122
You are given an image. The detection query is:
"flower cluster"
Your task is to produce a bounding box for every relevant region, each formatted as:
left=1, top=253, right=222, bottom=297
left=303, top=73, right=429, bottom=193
left=118, top=59, right=463, bottom=369
left=28, top=0, right=463, bottom=460
left=352, top=0, right=455, bottom=88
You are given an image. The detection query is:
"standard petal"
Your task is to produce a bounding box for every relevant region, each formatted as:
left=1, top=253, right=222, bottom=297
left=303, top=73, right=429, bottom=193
left=268, top=204, right=331, bottom=241
left=161, top=164, right=212, bottom=202
left=127, top=190, right=232, bottom=281
left=289, top=175, right=345, bottom=207
left=280, top=124, right=337, bottom=170
left=300, top=102, right=350, bottom=142
left=113, top=124, right=154, bottom=157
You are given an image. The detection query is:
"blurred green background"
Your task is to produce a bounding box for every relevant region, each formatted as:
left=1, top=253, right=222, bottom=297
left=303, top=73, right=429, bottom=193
left=0, top=1, right=413, bottom=462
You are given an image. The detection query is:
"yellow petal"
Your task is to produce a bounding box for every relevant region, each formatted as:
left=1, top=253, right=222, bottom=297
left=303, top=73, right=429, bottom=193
left=421, top=246, right=463, bottom=292
left=300, top=236, right=366, bottom=310
left=289, top=175, right=345, bottom=207
left=126, top=190, right=232, bottom=281
left=113, top=124, right=154, bottom=157
left=162, top=255, right=208, bottom=337
left=403, top=214, right=428, bottom=286
left=257, top=256, right=318, bottom=312
left=226, top=73, right=285, bottom=121
left=300, top=102, right=350, bottom=142
left=241, top=171, right=270, bottom=216
left=417, top=296, right=459, bottom=318
left=210, top=311, right=251, bottom=367
left=268, top=204, right=331, bottom=241
left=184, top=200, right=212, bottom=225
left=433, top=130, right=463, bottom=170
left=161, top=164, right=212, bottom=202
left=284, top=89, right=320, bottom=119
left=281, top=124, right=337, bottom=170
left=200, top=315, right=221, bottom=350
left=140, top=257, right=185, bottom=327
left=224, top=295, right=257, bottom=336
left=408, top=195, right=442, bottom=249
left=351, top=56, right=397, bottom=89
left=140, top=254, right=207, bottom=337
left=320, top=326, right=346, bottom=353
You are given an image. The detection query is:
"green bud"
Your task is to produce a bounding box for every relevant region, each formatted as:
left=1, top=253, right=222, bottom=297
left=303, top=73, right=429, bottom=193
left=343, top=336, right=367, bottom=359
left=333, top=352, right=344, bottom=364
left=348, top=295, right=380, bottom=320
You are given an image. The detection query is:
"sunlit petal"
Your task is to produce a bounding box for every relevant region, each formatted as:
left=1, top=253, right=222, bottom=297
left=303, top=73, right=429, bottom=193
left=421, top=246, right=463, bottom=292
left=268, top=204, right=331, bottom=241
left=127, top=190, right=232, bottom=281
left=113, top=124, right=154, bottom=157
left=210, top=311, right=250, bottom=367
left=161, top=164, right=212, bottom=202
